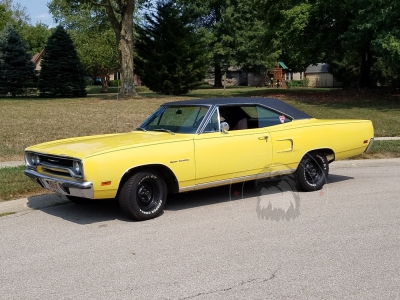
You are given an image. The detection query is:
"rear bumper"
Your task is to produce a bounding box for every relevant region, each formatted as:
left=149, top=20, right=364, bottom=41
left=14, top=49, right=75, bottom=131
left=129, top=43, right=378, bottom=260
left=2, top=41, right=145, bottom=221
left=364, top=138, right=374, bottom=153
left=25, top=168, right=94, bottom=198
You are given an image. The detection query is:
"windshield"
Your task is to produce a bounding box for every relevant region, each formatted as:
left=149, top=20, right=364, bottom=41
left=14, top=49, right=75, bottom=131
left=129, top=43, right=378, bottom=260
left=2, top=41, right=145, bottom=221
left=139, top=105, right=210, bottom=134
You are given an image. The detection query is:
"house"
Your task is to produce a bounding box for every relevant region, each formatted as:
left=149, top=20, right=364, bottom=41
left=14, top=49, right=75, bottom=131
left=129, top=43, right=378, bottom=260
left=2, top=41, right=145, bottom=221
left=204, top=62, right=343, bottom=88
left=304, top=63, right=341, bottom=87
left=284, top=69, right=305, bottom=82
left=31, top=50, right=44, bottom=72
left=205, top=66, right=274, bottom=87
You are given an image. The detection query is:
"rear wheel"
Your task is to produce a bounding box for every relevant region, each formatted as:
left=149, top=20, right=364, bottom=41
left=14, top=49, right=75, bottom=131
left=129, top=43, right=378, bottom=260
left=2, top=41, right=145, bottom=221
left=295, top=152, right=328, bottom=191
left=118, top=170, right=167, bottom=221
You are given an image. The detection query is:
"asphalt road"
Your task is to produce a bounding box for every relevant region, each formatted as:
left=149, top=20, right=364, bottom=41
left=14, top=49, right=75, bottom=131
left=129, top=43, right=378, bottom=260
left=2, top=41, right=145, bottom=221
left=1, top=159, right=399, bottom=299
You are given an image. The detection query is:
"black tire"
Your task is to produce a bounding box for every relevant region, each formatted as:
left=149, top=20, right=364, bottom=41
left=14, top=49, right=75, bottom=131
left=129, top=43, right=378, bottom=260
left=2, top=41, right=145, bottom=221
left=118, top=170, right=167, bottom=221
left=295, top=152, right=329, bottom=192
left=66, top=195, right=93, bottom=204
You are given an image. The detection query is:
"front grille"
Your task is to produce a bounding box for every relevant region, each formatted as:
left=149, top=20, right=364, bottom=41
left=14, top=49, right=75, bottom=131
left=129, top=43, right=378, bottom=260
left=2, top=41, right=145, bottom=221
left=34, top=154, right=83, bottom=179
left=42, top=167, right=71, bottom=177
left=39, top=155, right=74, bottom=168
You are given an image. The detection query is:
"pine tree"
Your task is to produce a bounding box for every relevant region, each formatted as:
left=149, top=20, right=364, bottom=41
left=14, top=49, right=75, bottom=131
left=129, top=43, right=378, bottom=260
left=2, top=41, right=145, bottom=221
left=0, top=24, right=36, bottom=97
left=38, top=25, right=86, bottom=97
left=135, top=0, right=208, bottom=95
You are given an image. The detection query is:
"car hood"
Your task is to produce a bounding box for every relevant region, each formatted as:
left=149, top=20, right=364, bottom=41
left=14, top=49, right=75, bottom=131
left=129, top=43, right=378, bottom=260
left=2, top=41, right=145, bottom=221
left=25, top=131, right=192, bottom=159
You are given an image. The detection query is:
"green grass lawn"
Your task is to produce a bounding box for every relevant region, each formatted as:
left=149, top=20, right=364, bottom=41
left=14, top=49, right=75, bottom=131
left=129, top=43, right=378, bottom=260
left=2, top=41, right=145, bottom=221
left=1, top=85, right=400, bottom=202
left=0, top=166, right=49, bottom=201
left=0, top=86, right=399, bottom=163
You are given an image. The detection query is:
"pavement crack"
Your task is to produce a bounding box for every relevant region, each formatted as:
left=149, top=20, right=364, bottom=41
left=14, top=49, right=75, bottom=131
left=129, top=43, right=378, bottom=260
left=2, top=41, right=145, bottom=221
left=179, top=267, right=281, bottom=300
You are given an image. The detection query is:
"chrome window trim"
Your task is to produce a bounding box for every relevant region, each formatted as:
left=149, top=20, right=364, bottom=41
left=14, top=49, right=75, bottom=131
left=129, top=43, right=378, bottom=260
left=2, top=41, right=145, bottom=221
left=196, top=105, right=220, bottom=134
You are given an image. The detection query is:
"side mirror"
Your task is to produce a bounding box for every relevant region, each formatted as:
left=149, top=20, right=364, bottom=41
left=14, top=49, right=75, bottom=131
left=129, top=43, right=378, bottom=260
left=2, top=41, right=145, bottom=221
left=220, top=121, right=229, bottom=134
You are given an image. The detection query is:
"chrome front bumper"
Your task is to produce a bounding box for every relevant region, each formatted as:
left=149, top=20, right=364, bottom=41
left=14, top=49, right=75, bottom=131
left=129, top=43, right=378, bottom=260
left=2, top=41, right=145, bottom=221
left=25, top=168, right=94, bottom=198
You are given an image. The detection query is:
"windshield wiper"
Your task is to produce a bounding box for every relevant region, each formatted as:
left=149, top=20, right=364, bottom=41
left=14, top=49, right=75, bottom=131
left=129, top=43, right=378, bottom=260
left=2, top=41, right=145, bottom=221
left=135, top=127, right=147, bottom=132
left=153, top=128, right=175, bottom=135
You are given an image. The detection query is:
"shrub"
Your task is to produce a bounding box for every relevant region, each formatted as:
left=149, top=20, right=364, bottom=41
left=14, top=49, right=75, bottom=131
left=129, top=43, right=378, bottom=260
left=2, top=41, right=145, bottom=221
left=108, top=80, right=121, bottom=87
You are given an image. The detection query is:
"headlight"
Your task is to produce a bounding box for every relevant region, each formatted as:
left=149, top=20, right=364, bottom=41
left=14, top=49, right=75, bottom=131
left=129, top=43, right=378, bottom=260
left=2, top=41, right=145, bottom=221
left=34, top=154, right=40, bottom=164
left=25, top=152, right=39, bottom=167
left=73, top=160, right=82, bottom=175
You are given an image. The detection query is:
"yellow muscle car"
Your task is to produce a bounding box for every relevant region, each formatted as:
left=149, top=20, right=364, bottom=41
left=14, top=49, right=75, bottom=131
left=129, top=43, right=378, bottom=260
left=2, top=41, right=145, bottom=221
left=24, top=97, right=374, bottom=220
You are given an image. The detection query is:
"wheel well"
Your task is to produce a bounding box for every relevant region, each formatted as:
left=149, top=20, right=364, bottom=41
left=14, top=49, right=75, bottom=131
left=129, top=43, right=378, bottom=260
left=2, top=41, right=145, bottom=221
left=116, top=164, right=179, bottom=198
left=304, top=148, right=335, bottom=163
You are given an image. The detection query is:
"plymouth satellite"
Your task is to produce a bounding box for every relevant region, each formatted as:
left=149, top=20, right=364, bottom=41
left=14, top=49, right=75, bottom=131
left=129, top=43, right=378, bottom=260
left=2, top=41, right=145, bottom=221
left=25, top=97, right=374, bottom=220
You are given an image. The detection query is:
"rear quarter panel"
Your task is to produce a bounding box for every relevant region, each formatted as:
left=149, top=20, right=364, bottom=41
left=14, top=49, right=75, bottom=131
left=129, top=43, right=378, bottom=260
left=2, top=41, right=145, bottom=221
left=268, top=119, right=374, bottom=172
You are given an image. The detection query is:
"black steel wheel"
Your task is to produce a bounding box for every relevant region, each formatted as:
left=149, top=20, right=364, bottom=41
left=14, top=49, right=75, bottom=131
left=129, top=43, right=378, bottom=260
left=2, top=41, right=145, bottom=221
left=118, top=170, right=167, bottom=221
left=295, top=152, right=328, bottom=192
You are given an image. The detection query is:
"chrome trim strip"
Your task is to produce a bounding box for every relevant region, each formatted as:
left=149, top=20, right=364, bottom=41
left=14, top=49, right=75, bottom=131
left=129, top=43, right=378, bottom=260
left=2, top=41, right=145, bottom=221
left=196, top=106, right=220, bottom=134
left=25, top=169, right=93, bottom=198
left=364, top=137, right=374, bottom=153
left=179, top=168, right=296, bottom=192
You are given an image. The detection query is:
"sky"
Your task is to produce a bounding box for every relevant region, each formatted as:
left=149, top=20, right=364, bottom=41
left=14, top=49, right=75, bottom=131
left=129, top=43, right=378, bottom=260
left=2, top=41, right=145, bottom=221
left=17, top=0, right=56, bottom=27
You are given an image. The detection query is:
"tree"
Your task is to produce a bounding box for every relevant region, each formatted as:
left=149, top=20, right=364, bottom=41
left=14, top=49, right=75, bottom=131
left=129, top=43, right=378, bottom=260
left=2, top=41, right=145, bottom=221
left=49, top=0, right=146, bottom=96
left=0, top=1, right=50, bottom=56
left=0, top=3, right=13, bottom=31
left=177, top=0, right=235, bottom=87
left=73, top=28, right=119, bottom=93
left=47, top=3, right=119, bottom=93
left=0, top=0, right=30, bottom=31
left=20, top=22, right=52, bottom=56
left=177, top=0, right=276, bottom=87
left=0, top=24, right=36, bottom=97
left=262, top=0, right=400, bottom=87
left=227, top=0, right=279, bottom=75
left=38, top=25, right=87, bottom=97
left=135, top=0, right=208, bottom=95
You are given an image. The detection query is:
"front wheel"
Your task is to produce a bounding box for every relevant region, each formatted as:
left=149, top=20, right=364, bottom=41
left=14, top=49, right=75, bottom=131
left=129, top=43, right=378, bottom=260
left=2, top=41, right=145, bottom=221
left=118, top=170, right=167, bottom=221
left=295, top=152, right=328, bottom=192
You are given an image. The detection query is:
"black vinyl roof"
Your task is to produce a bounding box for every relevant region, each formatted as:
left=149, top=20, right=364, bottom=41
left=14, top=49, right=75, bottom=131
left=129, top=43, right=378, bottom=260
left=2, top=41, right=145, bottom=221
left=164, top=97, right=312, bottom=120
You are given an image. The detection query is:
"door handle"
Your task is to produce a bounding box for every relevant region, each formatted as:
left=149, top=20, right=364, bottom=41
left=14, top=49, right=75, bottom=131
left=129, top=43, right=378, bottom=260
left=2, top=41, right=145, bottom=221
left=258, top=136, right=269, bottom=141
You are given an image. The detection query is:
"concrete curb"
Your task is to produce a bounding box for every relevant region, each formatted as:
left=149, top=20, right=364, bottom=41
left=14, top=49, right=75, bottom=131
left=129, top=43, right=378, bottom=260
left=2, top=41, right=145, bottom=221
left=374, top=137, right=400, bottom=140
left=0, top=161, right=25, bottom=168
left=0, top=194, right=70, bottom=215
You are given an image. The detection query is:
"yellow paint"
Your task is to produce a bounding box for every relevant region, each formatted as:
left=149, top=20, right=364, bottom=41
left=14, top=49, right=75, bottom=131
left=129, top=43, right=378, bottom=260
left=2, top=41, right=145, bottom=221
left=25, top=118, right=374, bottom=199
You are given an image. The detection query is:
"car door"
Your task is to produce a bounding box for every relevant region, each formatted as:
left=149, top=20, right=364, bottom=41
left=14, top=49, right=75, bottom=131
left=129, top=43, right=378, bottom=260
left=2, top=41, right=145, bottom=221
left=193, top=106, right=273, bottom=186
left=257, top=108, right=299, bottom=174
